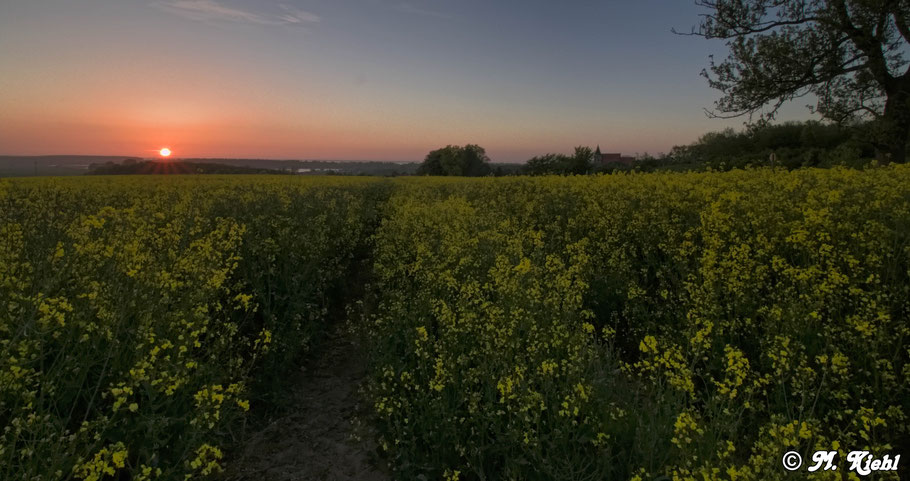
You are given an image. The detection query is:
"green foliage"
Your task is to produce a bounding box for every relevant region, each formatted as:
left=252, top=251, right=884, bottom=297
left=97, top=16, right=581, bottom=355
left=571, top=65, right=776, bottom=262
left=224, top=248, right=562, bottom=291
left=690, top=0, right=910, bottom=162
left=4, top=168, right=910, bottom=481
left=666, top=121, right=879, bottom=171
left=522, top=146, right=593, bottom=175
left=364, top=168, right=910, bottom=480
left=0, top=176, right=383, bottom=480
left=523, top=153, right=570, bottom=175
left=417, top=145, right=492, bottom=177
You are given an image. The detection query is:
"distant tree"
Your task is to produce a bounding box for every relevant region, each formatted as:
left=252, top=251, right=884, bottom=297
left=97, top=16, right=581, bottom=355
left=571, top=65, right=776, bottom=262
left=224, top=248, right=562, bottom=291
left=684, top=0, right=910, bottom=162
left=461, top=144, right=493, bottom=176
left=522, top=146, right=594, bottom=175
left=417, top=144, right=492, bottom=176
left=523, top=153, right=569, bottom=175
left=666, top=120, right=876, bottom=170
left=568, top=146, right=594, bottom=174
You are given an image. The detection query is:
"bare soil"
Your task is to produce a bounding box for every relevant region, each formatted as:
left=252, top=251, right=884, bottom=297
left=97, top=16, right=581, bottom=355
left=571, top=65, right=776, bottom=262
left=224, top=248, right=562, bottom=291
left=225, top=325, right=389, bottom=481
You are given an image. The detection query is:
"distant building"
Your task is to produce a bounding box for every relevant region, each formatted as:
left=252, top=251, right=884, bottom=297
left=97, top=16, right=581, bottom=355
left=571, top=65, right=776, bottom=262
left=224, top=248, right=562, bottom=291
left=594, top=145, right=634, bottom=166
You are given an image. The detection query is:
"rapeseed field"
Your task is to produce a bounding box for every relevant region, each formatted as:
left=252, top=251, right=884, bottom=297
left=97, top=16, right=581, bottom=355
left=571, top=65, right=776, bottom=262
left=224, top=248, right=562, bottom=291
left=2, top=167, right=908, bottom=480
left=0, top=176, right=385, bottom=480
left=366, top=167, right=909, bottom=480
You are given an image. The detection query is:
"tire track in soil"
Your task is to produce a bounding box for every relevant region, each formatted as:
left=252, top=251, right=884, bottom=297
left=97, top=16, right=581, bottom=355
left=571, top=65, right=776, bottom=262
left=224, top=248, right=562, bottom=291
left=226, top=325, right=388, bottom=481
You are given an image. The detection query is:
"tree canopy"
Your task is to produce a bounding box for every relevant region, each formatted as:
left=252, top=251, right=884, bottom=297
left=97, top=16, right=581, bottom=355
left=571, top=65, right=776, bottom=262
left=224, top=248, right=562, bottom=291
left=417, top=145, right=492, bottom=176
left=522, top=146, right=594, bottom=175
left=666, top=120, right=875, bottom=170
left=685, top=0, right=910, bottom=162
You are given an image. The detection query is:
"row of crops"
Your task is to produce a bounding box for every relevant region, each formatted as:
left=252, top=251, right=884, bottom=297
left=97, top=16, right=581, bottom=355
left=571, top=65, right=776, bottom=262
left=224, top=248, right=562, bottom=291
left=0, top=177, right=388, bottom=480
left=366, top=169, right=910, bottom=480
left=2, top=167, right=909, bottom=480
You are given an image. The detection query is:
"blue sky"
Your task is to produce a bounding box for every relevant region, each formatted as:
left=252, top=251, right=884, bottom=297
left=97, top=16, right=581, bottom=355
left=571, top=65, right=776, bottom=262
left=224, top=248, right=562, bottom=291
left=0, top=1, right=815, bottom=161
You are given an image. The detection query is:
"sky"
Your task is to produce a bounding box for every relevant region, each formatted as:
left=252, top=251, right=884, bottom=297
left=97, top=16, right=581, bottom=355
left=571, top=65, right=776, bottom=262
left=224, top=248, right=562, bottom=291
left=0, top=0, right=816, bottom=162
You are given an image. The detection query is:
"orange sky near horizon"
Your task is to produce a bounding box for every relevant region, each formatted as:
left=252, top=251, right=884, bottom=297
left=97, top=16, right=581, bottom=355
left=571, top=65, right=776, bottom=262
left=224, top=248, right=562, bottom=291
left=0, top=79, right=685, bottom=161
left=0, top=1, right=815, bottom=162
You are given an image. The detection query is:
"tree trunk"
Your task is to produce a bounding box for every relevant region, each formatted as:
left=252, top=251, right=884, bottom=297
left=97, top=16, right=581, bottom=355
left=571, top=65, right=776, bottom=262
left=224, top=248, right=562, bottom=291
left=891, top=133, right=908, bottom=164
left=882, top=86, right=910, bottom=164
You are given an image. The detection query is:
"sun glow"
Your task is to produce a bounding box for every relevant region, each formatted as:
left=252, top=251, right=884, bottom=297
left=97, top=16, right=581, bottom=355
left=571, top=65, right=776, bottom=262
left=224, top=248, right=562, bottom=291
left=159, top=148, right=172, bottom=157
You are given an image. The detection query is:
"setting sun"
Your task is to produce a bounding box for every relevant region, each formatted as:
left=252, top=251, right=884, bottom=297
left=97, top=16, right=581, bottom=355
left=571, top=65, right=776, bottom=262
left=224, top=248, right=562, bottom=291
left=159, top=148, right=172, bottom=157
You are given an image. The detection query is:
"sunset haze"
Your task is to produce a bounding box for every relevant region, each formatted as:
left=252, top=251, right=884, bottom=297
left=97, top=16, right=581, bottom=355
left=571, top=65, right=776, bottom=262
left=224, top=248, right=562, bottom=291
left=0, top=0, right=814, bottom=162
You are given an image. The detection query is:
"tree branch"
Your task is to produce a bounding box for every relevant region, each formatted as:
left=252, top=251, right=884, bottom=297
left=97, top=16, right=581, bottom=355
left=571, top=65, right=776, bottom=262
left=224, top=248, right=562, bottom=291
left=706, top=17, right=821, bottom=37
left=892, top=9, right=910, bottom=44
left=874, top=10, right=889, bottom=43
left=830, top=0, right=895, bottom=83
left=832, top=105, right=881, bottom=122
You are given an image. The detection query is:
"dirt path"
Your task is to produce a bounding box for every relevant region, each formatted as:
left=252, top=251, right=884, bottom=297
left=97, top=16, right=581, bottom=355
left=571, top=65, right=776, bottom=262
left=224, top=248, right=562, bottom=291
left=226, top=325, right=388, bottom=481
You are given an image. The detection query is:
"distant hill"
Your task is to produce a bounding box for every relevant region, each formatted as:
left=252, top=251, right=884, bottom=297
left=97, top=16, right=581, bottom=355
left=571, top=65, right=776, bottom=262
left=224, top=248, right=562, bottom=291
left=0, top=155, right=421, bottom=177
left=184, top=158, right=420, bottom=176
left=0, top=155, right=126, bottom=176
left=87, top=160, right=289, bottom=175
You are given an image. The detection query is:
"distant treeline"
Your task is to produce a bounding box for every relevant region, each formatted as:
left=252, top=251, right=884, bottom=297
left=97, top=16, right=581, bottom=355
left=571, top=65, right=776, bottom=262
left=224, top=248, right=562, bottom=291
left=4, top=120, right=897, bottom=179
left=525, top=121, right=890, bottom=176
left=0, top=156, right=423, bottom=177
left=87, top=160, right=290, bottom=175
left=649, top=120, right=883, bottom=172
left=416, top=121, right=891, bottom=178
left=185, top=158, right=420, bottom=176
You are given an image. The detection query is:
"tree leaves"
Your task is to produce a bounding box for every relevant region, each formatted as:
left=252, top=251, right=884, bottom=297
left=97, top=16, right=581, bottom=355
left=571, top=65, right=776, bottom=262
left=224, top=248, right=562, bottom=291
left=688, top=0, right=910, bottom=161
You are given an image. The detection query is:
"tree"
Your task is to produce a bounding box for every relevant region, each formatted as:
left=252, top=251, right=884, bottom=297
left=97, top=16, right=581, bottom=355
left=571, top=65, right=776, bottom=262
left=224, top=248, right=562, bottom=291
left=683, top=0, right=910, bottom=162
left=666, top=120, right=876, bottom=169
left=523, top=153, right=569, bottom=175
left=417, top=144, right=492, bottom=176
left=568, top=146, right=594, bottom=174
left=522, top=146, right=594, bottom=175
